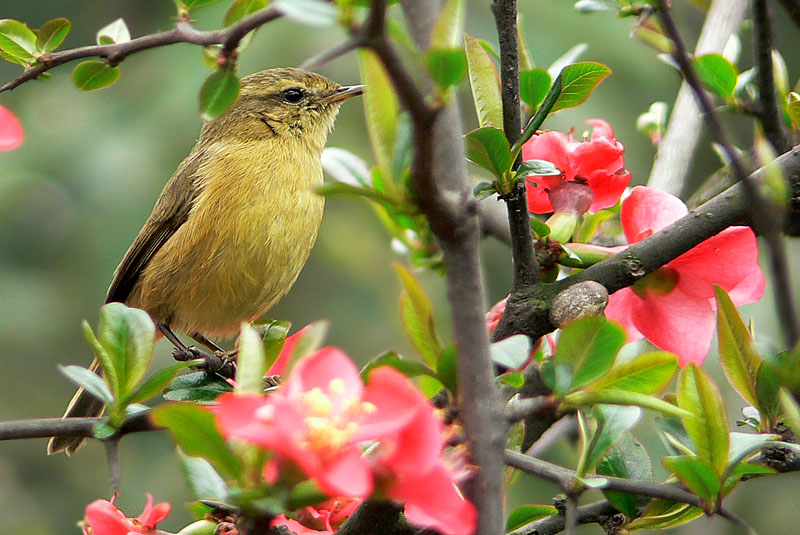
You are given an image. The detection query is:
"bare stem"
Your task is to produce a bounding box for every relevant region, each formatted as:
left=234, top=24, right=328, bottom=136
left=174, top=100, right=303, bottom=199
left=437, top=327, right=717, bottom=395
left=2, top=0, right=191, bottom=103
left=0, top=412, right=157, bottom=441
left=753, top=0, right=789, bottom=153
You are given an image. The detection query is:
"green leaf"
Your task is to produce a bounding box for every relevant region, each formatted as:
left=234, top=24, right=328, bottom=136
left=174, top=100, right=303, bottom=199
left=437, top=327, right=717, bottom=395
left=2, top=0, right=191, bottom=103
left=780, top=389, right=800, bottom=435
left=176, top=520, right=219, bottom=535
left=578, top=405, right=642, bottom=476
left=151, top=403, right=241, bottom=480
left=58, top=365, right=114, bottom=405
left=394, top=263, right=442, bottom=367
left=551, top=316, right=626, bottom=395
left=662, top=455, right=720, bottom=502
left=597, top=434, right=653, bottom=518
left=677, top=365, right=729, bottom=475
left=692, top=53, right=737, bottom=100
left=788, top=92, right=800, bottom=129
left=505, top=505, right=558, bottom=531
left=586, top=351, right=678, bottom=394
left=520, top=68, right=552, bottom=108
left=252, top=318, right=291, bottom=372
left=285, top=320, right=329, bottom=362
left=514, top=159, right=561, bottom=181
left=626, top=500, right=703, bottom=531
left=96, top=18, right=130, bottom=45
left=235, top=323, right=267, bottom=394
left=36, top=18, right=71, bottom=53
left=0, top=19, right=37, bottom=65
left=515, top=71, right=563, bottom=152
left=274, top=0, right=337, bottom=27
left=183, top=0, right=224, bottom=9
left=530, top=218, right=551, bottom=238
left=437, top=344, right=458, bottom=394
left=490, top=335, right=531, bottom=369
left=574, top=0, right=620, bottom=12
left=548, top=43, right=588, bottom=78
left=551, top=61, right=611, bottom=112
left=178, top=448, right=229, bottom=501
left=426, top=48, right=467, bottom=92
left=316, top=182, right=397, bottom=205
left=563, top=389, right=691, bottom=419
left=430, top=0, right=464, bottom=49
left=473, top=181, right=497, bottom=201
left=72, top=60, right=121, bottom=91
left=163, top=371, right=233, bottom=404
left=200, top=67, right=240, bottom=121
left=465, top=33, right=503, bottom=129
left=224, top=0, right=268, bottom=26
left=361, top=351, right=436, bottom=382
left=82, top=320, right=119, bottom=400
left=715, top=285, right=762, bottom=408
left=725, top=432, right=780, bottom=477
left=499, top=371, right=525, bottom=388
left=358, top=49, right=399, bottom=183
left=124, top=361, right=198, bottom=405
left=464, top=127, right=511, bottom=180
left=321, top=147, right=371, bottom=187
left=97, top=302, right=156, bottom=399
left=755, top=359, right=782, bottom=425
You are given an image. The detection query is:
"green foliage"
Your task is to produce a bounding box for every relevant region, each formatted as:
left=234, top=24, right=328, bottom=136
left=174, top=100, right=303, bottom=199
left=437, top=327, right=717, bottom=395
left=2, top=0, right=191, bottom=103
left=361, top=351, right=437, bottom=382
left=199, top=67, right=240, bottom=121
left=597, top=434, right=653, bottom=518
left=577, top=404, right=641, bottom=476
left=626, top=500, right=703, bottom=531
left=490, top=335, right=531, bottom=369
left=224, top=0, right=268, bottom=26
left=96, top=302, right=156, bottom=398
left=662, top=455, right=720, bottom=503
left=96, top=18, right=130, bottom=45
left=178, top=448, right=229, bottom=502
left=437, top=344, right=459, bottom=394
left=236, top=323, right=268, bottom=394
left=430, top=0, right=464, bottom=49
left=123, top=361, right=195, bottom=405
left=426, top=48, right=467, bottom=92
left=72, top=60, right=120, bottom=90
left=520, top=68, right=552, bottom=109
left=788, top=92, right=800, bottom=129
left=677, top=365, right=729, bottom=475
left=164, top=371, right=233, bottom=404
left=465, top=33, right=503, bottom=129
left=273, top=0, right=337, bottom=27
left=0, top=19, right=37, bottom=65
left=586, top=351, right=678, bottom=394
left=692, top=53, right=738, bottom=100
left=715, top=287, right=763, bottom=409
left=505, top=505, right=557, bottom=531
left=253, top=319, right=291, bottom=372
left=359, top=49, right=399, bottom=187
left=36, top=18, right=71, bottom=53
left=394, top=263, right=443, bottom=367
left=464, top=127, right=511, bottom=181
left=550, top=61, right=611, bottom=112
left=177, top=0, right=225, bottom=11
left=58, top=365, right=114, bottom=405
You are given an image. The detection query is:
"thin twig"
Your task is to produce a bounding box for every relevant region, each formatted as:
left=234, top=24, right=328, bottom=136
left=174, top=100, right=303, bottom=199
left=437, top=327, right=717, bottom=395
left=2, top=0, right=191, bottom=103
left=507, top=500, right=618, bottom=535
left=300, top=38, right=363, bottom=71
left=753, top=0, right=789, bottom=153
left=0, top=411, right=157, bottom=441
left=506, top=395, right=556, bottom=423
left=654, top=0, right=800, bottom=348
left=1, top=7, right=283, bottom=92
left=564, top=495, right=577, bottom=535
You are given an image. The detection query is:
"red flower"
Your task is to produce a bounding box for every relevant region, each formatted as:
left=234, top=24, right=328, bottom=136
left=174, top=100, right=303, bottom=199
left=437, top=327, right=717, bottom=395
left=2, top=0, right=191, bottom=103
left=485, top=297, right=508, bottom=334
left=82, top=494, right=170, bottom=535
left=604, top=186, right=765, bottom=366
left=523, top=119, right=630, bottom=214
left=215, top=348, right=416, bottom=498
left=271, top=497, right=360, bottom=534
left=0, top=105, right=23, bottom=151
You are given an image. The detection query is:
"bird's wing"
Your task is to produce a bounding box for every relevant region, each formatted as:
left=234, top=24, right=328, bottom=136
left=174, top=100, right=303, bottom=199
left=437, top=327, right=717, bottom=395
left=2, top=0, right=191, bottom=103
left=105, top=151, right=205, bottom=304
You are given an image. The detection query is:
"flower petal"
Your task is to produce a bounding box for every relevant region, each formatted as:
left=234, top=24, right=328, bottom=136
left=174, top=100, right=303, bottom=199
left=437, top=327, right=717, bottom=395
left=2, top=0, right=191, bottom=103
left=286, top=347, right=363, bottom=401
left=621, top=186, right=687, bottom=243
left=526, top=175, right=566, bottom=214
left=604, top=288, right=644, bottom=343
left=571, top=136, right=624, bottom=180
left=585, top=168, right=630, bottom=213
left=315, top=447, right=373, bottom=498
left=84, top=500, right=136, bottom=535
left=137, top=494, right=170, bottom=529
left=0, top=105, right=23, bottom=151
left=267, top=325, right=312, bottom=377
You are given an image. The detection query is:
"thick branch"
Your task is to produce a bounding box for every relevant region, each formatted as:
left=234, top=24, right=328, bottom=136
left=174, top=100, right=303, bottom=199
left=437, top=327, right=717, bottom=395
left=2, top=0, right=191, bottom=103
left=1, top=7, right=283, bottom=92
left=492, top=0, right=541, bottom=290
left=0, top=411, right=157, bottom=441
left=647, top=0, right=749, bottom=195
left=753, top=0, right=789, bottom=153
left=507, top=500, right=619, bottom=535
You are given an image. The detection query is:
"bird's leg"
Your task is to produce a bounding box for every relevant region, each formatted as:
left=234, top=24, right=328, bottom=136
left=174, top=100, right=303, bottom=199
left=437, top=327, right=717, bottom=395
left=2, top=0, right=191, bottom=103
left=190, top=331, right=238, bottom=376
left=159, top=324, right=231, bottom=376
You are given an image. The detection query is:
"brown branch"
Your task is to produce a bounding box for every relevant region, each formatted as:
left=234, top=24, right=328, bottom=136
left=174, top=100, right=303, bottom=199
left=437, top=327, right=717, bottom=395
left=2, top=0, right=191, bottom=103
left=1, top=7, right=284, bottom=92
left=753, top=0, right=790, bottom=153
left=653, top=0, right=799, bottom=348
left=506, top=500, right=619, bottom=535
left=0, top=411, right=157, bottom=441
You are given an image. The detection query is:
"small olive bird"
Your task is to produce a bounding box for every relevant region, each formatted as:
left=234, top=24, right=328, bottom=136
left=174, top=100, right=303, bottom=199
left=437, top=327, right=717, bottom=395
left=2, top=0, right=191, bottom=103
left=48, top=68, right=363, bottom=455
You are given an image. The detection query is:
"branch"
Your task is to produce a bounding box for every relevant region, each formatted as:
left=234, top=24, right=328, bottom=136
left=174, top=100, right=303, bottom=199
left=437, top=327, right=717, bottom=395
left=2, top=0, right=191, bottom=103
left=0, top=411, right=157, bottom=441
left=753, top=0, right=790, bottom=153
left=335, top=501, right=409, bottom=535
left=647, top=0, right=749, bottom=195
left=492, top=0, right=541, bottom=290
left=1, top=7, right=283, bottom=92
left=507, top=500, right=619, bottom=535
left=654, top=0, right=800, bottom=348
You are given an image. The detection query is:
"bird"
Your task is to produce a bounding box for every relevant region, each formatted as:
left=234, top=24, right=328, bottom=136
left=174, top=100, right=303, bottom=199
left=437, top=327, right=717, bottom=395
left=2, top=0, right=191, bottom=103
left=48, top=67, right=363, bottom=455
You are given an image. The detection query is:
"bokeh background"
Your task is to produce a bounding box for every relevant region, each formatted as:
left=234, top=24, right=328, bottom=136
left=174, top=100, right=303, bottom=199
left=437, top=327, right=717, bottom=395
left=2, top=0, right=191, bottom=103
left=1, top=1, right=799, bottom=533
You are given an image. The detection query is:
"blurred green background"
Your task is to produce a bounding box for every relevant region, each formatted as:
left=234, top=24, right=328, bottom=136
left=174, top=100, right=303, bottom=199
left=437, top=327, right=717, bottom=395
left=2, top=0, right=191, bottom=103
left=1, top=1, right=799, bottom=533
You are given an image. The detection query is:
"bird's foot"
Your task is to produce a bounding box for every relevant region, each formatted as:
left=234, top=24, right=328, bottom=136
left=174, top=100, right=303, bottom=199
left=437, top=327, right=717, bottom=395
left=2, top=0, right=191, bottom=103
left=172, top=346, right=237, bottom=378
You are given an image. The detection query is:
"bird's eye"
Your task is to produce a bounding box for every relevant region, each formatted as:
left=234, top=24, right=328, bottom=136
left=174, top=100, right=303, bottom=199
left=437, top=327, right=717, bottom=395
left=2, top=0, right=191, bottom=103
left=282, top=88, right=305, bottom=103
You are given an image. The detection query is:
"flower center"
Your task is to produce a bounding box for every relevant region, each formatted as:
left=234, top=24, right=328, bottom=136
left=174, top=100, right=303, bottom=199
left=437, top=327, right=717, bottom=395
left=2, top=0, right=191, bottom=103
left=632, top=266, right=679, bottom=298
left=547, top=181, right=594, bottom=216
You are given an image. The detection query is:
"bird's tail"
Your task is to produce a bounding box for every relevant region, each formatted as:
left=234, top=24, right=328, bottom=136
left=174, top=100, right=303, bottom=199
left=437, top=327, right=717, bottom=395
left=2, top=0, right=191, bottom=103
left=47, top=358, right=106, bottom=456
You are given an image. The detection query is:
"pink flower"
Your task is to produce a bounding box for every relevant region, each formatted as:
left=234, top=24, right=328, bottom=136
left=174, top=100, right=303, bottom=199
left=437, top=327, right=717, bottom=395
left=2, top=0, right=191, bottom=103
left=215, top=348, right=416, bottom=498
left=267, top=324, right=312, bottom=378
left=486, top=297, right=508, bottom=334
left=0, top=105, right=23, bottom=151
left=523, top=119, right=630, bottom=214
left=82, top=494, right=170, bottom=535
left=604, top=186, right=765, bottom=366
left=365, top=367, right=476, bottom=535
left=271, top=497, right=360, bottom=534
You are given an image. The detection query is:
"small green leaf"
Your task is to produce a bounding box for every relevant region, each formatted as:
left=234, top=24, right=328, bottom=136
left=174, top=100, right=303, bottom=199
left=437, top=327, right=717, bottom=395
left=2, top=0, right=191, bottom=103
left=321, top=147, right=371, bottom=187
left=430, top=0, right=464, bottom=49
left=437, top=344, right=458, bottom=394
left=586, top=351, right=678, bottom=394
left=563, top=389, right=691, bottom=419
left=361, top=351, right=436, bottom=382
left=176, top=520, right=219, bottom=535
left=200, top=67, right=240, bottom=121
left=394, top=263, right=443, bottom=367
left=677, top=365, right=729, bottom=475
left=183, top=0, right=224, bottom=9
left=520, top=68, right=552, bottom=108
left=426, top=48, right=467, bottom=92
left=58, top=365, right=114, bottom=405
left=578, top=405, right=642, bottom=476
left=465, top=33, right=503, bottom=129
left=788, top=92, right=800, bottom=129
left=626, top=500, right=703, bottom=531
left=163, top=371, right=233, bottom=404
left=755, top=360, right=782, bottom=425
left=514, top=159, right=561, bottom=181
left=0, top=19, right=37, bottom=64
left=178, top=448, right=229, bottom=501
left=597, top=434, right=653, bottom=518
left=274, top=0, right=337, bottom=27
left=358, top=50, right=399, bottom=184
left=96, top=18, right=130, bottom=45
left=551, top=316, right=626, bottom=395
left=83, top=320, right=119, bottom=399
left=235, top=323, right=267, bottom=394
left=551, top=61, right=611, bottom=112
left=515, top=72, right=563, bottom=152
left=574, top=0, right=620, bottom=12
left=530, top=218, right=551, bottom=238
left=662, top=455, right=720, bottom=502
left=36, top=18, right=71, bottom=53
left=72, top=60, right=121, bottom=91
left=490, top=335, right=531, bottom=369
left=692, top=53, right=737, bottom=100
left=473, top=181, right=497, bottom=201
left=97, top=302, right=156, bottom=399
left=547, top=43, right=588, bottom=78
left=124, top=361, right=198, bottom=405
left=505, top=505, right=558, bottom=532
left=499, top=371, right=525, bottom=388
left=316, top=182, right=398, bottom=205
left=464, top=127, right=511, bottom=180
left=224, top=0, right=268, bottom=26
left=715, top=285, right=762, bottom=408
left=725, top=432, right=780, bottom=477
left=151, top=402, right=242, bottom=480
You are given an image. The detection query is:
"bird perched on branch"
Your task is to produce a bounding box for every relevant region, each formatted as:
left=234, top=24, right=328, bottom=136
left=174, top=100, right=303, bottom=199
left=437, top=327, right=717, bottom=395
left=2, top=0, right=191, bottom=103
left=48, top=67, right=363, bottom=455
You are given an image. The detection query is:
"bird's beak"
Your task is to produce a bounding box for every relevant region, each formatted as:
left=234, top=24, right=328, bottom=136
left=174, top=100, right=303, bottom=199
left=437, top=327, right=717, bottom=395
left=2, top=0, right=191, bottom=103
left=327, top=84, right=365, bottom=103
